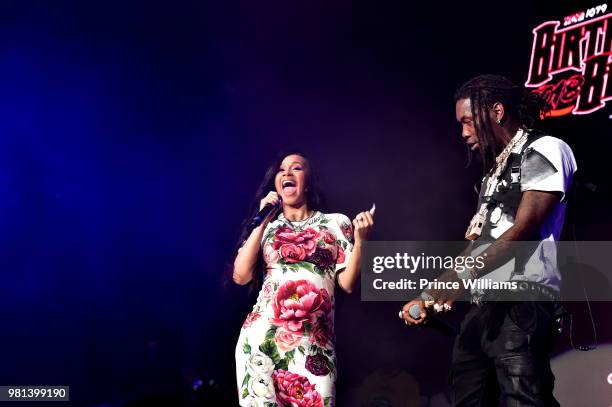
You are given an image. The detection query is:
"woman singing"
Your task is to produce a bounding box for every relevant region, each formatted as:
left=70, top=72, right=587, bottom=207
left=233, top=152, right=374, bottom=407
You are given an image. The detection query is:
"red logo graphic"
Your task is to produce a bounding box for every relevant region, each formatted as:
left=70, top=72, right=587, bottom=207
left=525, top=8, right=611, bottom=116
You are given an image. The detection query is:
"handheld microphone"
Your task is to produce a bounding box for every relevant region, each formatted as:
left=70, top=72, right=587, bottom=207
left=249, top=202, right=279, bottom=230
left=408, top=304, right=423, bottom=320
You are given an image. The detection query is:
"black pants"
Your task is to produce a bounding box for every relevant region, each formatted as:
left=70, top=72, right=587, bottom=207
left=450, top=302, right=560, bottom=407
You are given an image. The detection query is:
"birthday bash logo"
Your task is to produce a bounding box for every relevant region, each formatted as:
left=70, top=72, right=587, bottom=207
left=525, top=4, right=611, bottom=116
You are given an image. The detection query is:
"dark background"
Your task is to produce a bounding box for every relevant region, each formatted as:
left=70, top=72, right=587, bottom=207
left=0, top=1, right=610, bottom=406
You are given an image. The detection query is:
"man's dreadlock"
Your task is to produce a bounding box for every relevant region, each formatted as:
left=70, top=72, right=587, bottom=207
left=454, top=74, right=550, bottom=173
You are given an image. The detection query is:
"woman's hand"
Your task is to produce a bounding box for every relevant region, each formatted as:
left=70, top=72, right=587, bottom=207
left=336, top=208, right=374, bottom=294
left=352, top=210, right=374, bottom=244
left=260, top=191, right=281, bottom=211
left=233, top=191, right=281, bottom=285
left=259, top=191, right=281, bottom=223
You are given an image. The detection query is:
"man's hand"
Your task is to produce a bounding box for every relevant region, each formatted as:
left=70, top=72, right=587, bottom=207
left=433, top=269, right=468, bottom=305
left=400, top=299, right=428, bottom=325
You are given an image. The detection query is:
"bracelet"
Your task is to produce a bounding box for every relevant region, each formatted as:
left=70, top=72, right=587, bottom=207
left=420, top=291, right=435, bottom=302
left=456, top=264, right=477, bottom=280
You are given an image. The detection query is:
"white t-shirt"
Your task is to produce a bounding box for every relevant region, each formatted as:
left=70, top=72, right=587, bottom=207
left=472, top=133, right=577, bottom=293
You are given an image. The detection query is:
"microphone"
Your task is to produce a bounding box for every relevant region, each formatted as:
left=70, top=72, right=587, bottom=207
left=249, top=202, right=279, bottom=230
left=408, top=304, right=423, bottom=320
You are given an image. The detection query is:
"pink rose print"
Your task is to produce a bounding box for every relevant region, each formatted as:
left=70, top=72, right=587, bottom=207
left=274, top=327, right=303, bottom=352
left=242, top=312, right=261, bottom=329
left=280, top=244, right=307, bottom=263
left=299, top=228, right=321, bottom=255
left=262, top=281, right=276, bottom=301
left=274, top=227, right=321, bottom=263
left=336, top=246, right=345, bottom=265
left=273, top=226, right=297, bottom=243
left=263, top=242, right=279, bottom=263
left=273, top=370, right=324, bottom=407
left=340, top=222, right=353, bottom=241
left=270, top=280, right=331, bottom=334
left=320, top=229, right=336, bottom=244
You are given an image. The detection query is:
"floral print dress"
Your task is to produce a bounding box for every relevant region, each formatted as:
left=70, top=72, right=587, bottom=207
left=235, top=211, right=354, bottom=407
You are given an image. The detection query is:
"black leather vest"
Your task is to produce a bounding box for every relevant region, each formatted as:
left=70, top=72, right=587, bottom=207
left=475, top=130, right=548, bottom=246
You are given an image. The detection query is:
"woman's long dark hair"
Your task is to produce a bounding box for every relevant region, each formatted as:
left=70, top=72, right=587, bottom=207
left=454, top=74, right=551, bottom=173
left=228, top=151, right=326, bottom=291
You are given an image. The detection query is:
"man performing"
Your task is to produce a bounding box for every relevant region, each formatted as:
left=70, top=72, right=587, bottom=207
left=401, top=75, right=577, bottom=406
